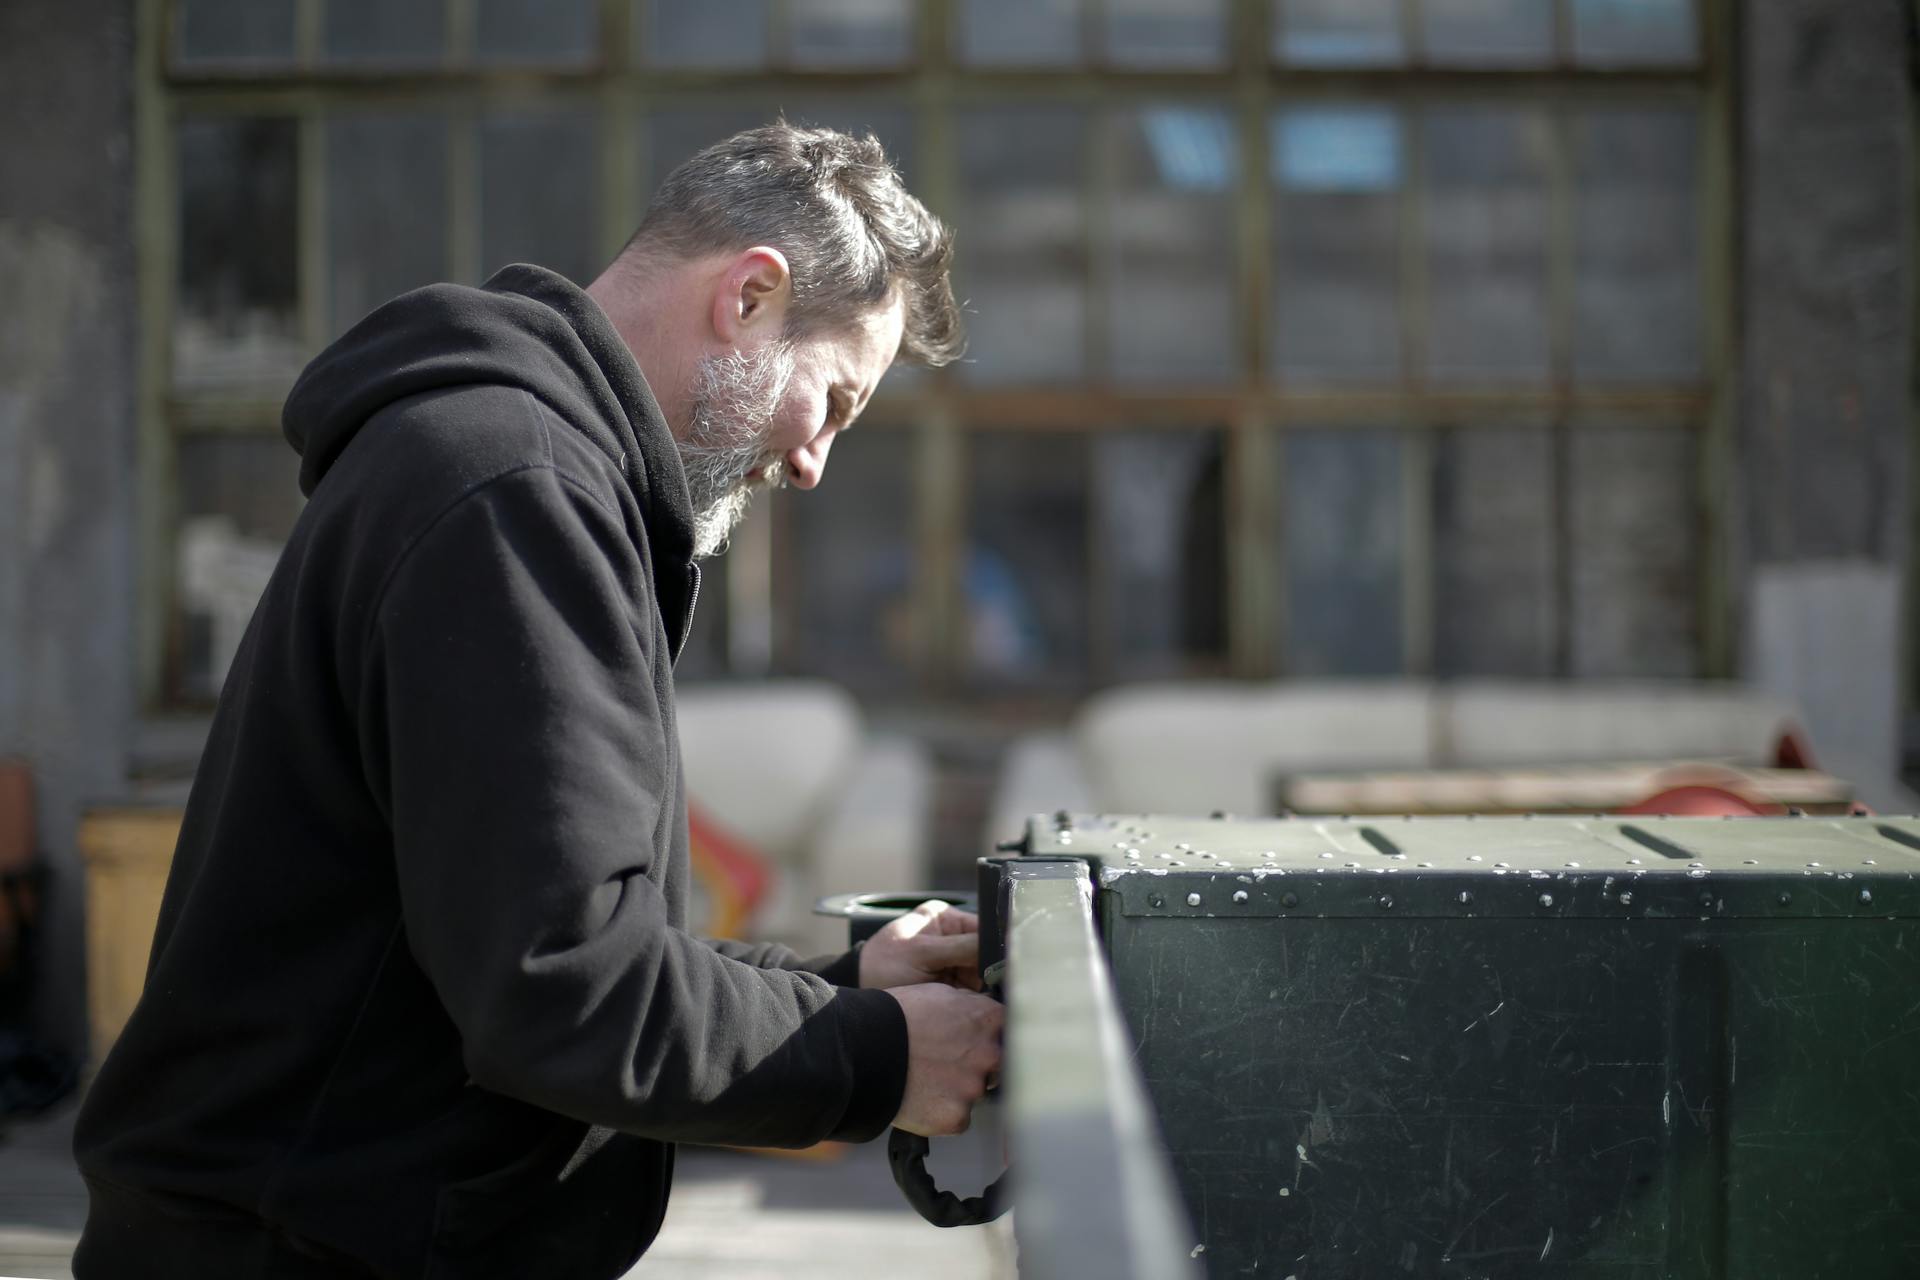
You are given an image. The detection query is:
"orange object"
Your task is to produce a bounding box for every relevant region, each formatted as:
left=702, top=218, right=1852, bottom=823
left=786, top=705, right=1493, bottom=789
left=1773, top=727, right=1818, bottom=771
left=1617, top=784, right=1786, bottom=817
left=0, top=762, right=35, bottom=976
left=0, top=760, right=32, bottom=872
left=686, top=802, right=773, bottom=940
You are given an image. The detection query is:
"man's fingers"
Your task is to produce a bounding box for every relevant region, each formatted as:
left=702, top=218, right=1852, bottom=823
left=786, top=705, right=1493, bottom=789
left=914, top=932, right=980, bottom=972
left=935, top=909, right=979, bottom=936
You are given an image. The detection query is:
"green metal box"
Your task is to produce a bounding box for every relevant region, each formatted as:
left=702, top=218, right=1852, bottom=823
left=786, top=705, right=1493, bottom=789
left=1028, top=813, right=1920, bottom=1278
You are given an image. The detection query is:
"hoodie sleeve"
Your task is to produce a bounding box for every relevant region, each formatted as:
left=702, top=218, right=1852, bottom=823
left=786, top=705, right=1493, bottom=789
left=362, top=464, right=905, bottom=1147
left=703, top=938, right=864, bottom=987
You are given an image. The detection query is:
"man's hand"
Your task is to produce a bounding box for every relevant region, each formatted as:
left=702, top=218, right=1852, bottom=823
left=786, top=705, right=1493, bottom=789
left=888, top=983, right=1003, bottom=1136
left=859, top=900, right=981, bottom=990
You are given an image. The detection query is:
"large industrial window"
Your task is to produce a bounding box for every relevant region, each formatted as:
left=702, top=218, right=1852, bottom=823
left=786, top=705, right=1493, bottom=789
left=141, top=0, right=1726, bottom=708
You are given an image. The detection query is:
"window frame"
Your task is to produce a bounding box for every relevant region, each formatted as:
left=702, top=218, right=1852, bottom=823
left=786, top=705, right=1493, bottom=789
left=136, top=0, right=1734, bottom=709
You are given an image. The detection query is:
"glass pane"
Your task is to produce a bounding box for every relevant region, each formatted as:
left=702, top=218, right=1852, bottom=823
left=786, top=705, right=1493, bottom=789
left=790, top=0, right=913, bottom=67
left=323, top=0, right=446, bottom=65
left=475, top=0, right=598, bottom=64
left=1271, top=106, right=1403, bottom=386
left=1573, top=0, right=1698, bottom=66
left=966, top=432, right=1088, bottom=681
left=1424, top=107, right=1551, bottom=386
left=1105, top=0, right=1227, bottom=68
left=172, top=0, right=296, bottom=67
left=1284, top=431, right=1404, bottom=675
left=777, top=427, right=916, bottom=685
left=1094, top=432, right=1226, bottom=675
left=174, top=117, right=304, bottom=392
left=1569, top=427, right=1698, bottom=677
left=1573, top=107, right=1702, bottom=385
left=174, top=436, right=304, bottom=701
left=480, top=110, right=601, bottom=285
left=1422, top=0, right=1554, bottom=65
left=1433, top=426, right=1555, bottom=676
left=644, top=0, right=770, bottom=67
left=780, top=100, right=916, bottom=178
left=955, top=107, right=1088, bottom=386
left=642, top=106, right=775, bottom=203
left=326, top=112, right=449, bottom=337
left=1109, top=106, right=1238, bottom=384
left=1275, top=0, right=1405, bottom=66
left=641, top=102, right=914, bottom=223
left=959, top=0, right=1082, bottom=66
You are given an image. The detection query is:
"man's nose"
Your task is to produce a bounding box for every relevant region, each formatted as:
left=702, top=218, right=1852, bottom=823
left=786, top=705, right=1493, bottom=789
left=785, top=429, right=835, bottom=490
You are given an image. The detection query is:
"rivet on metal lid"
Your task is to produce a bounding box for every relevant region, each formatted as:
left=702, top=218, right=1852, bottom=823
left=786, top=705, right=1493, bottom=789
left=1186, top=892, right=1202, bottom=907
left=1232, top=890, right=1249, bottom=904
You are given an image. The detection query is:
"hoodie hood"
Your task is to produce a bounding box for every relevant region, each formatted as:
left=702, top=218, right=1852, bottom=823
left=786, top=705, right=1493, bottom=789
left=284, top=264, right=697, bottom=577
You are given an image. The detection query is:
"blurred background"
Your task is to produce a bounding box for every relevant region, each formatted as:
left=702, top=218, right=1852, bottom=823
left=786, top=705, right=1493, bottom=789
left=0, top=0, right=1914, bottom=1270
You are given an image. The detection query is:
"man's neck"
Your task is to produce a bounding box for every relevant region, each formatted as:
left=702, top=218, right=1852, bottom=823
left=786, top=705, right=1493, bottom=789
left=586, top=254, right=700, bottom=442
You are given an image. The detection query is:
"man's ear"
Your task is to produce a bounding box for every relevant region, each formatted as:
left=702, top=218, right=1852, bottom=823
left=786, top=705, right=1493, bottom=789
left=711, top=246, right=792, bottom=345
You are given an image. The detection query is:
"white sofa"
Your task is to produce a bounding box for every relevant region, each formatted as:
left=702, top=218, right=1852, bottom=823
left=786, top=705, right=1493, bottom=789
left=987, top=679, right=1833, bottom=847
left=676, top=679, right=932, bottom=956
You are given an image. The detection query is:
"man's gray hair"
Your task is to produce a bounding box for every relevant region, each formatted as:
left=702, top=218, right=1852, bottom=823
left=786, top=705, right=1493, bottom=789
left=625, top=120, right=964, bottom=367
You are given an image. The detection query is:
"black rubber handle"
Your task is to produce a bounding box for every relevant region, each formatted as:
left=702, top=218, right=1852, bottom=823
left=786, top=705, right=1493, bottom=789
left=887, top=1127, right=1011, bottom=1228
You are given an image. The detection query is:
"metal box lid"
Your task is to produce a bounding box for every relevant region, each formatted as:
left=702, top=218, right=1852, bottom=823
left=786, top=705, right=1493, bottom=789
left=1025, top=812, right=1920, bottom=920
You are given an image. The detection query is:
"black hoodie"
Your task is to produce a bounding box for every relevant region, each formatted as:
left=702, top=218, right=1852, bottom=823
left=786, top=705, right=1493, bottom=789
left=71, top=266, right=909, bottom=1279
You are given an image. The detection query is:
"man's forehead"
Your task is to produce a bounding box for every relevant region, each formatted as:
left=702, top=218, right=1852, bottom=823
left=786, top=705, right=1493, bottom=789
left=853, top=293, right=906, bottom=357
left=827, top=296, right=906, bottom=387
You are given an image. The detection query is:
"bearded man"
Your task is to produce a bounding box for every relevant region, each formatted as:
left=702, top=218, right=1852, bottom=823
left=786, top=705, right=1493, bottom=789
left=71, top=123, right=1002, bottom=1279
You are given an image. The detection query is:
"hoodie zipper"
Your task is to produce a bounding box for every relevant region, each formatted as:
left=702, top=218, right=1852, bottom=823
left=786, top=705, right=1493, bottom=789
left=674, top=562, right=700, bottom=664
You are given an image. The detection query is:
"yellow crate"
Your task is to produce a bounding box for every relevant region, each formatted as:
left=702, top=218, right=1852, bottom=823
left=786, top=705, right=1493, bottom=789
left=77, top=807, right=182, bottom=1062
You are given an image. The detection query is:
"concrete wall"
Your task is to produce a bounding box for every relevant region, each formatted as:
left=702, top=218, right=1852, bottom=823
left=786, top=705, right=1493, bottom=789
left=1739, top=0, right=1916, bottom=791
left=0, top=1, right=138, bottom=1056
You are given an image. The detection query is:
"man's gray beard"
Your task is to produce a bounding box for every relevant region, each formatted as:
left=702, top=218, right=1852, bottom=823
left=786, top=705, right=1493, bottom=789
left=677, top=341, right=795, bottom=559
